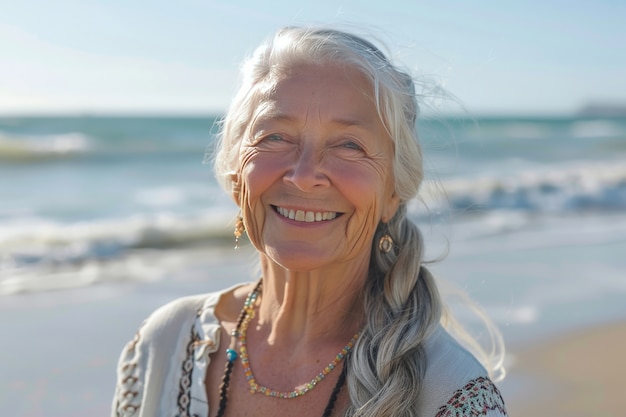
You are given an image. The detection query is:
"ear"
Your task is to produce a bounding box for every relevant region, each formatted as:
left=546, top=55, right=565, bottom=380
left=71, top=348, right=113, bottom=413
left=229, top=172, right=242, bottom=207
left=382, top=191, right=401, bottom=224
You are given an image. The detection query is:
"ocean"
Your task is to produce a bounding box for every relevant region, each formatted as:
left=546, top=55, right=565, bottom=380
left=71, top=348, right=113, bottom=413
left=1, top=114, right=626, bottom=344
left=2, top=113, right=626, bottom=415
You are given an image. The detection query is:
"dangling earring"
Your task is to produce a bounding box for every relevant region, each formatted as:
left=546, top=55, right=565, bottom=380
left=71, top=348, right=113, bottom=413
left=378, top=233, right=394, bottom=253
left=234, top=216, right=245, bottom=249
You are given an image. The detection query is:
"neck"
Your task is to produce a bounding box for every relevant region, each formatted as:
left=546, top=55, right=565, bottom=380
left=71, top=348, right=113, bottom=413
left=256, top=254, right=367, bottom=347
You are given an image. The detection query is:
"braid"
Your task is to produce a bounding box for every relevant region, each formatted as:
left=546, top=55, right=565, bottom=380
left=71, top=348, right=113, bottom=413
left=212, top=26, right=505, bottom=416
left=346, top=205, right=442, bottom=417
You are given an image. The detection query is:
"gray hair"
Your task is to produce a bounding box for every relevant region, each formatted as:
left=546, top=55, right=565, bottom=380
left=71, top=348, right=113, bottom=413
left=213, top=26, right=502, bottom=417
left=214, top=27, right=423, bottom=204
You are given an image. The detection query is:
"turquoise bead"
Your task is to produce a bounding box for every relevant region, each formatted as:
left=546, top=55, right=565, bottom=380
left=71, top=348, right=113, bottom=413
left=226, top=348, right=238, bottom=362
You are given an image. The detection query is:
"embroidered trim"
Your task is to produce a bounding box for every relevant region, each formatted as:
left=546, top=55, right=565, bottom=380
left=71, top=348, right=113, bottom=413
left=176, top=313, right=202, bottom=417
left=114, top=320, right=148, bottom=417
left=435, top=377, right=507, bottom=417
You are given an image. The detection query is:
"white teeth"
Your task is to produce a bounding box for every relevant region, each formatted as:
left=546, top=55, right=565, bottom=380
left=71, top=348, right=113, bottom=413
left=322, top=212, right=338, bottom=220
left=275, top=206, right=337, bottom=223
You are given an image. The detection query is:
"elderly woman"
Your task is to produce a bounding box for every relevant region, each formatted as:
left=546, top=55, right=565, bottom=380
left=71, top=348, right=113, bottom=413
left=112, top=27, right=507, bottom=417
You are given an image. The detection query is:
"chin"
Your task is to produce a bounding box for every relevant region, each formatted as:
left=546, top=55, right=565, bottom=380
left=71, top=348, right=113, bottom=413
left=264, top=245, right=339, bottom=272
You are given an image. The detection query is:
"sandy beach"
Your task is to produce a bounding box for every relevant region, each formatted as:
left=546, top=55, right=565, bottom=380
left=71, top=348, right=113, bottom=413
left=1, top=251, right=624, bottom=417
left=3, top=215, right=626, bottom=416
left=504, top=321, right=625, bottom=417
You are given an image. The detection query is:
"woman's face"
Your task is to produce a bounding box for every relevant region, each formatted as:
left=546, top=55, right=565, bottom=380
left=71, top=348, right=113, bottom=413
left=234, top=63, right=400, bottom=271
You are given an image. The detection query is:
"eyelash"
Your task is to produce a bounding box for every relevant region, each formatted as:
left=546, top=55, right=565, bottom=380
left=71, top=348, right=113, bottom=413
left=258, top=134, right=365, bottom=154
left=264, top=134, right=285, bottom=142
left=341, top=140, right=364, bottom=151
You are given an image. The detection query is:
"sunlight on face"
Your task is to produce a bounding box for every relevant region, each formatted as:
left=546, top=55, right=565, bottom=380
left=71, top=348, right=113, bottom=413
left=236, top=63, right=400, bottom=271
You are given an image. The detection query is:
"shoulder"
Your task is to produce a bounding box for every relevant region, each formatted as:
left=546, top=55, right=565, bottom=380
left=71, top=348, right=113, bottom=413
left=116, top=292, right=216, bottom=363
left=124, top=293, right=213, bottom=349
left=111, top=284, right=247, bottom=417
left=140, top=292, right=221, bottom=339
left=432, top=376, right=506, bottom=417
left=125, top=282, right=255, bottom=348
left=115, top=283, right=251, bottom=366
left=418, top=326, right=507, bottom=416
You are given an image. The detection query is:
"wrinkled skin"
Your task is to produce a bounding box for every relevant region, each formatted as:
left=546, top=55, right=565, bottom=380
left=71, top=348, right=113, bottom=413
left=232, top=63, right=399, bottom=273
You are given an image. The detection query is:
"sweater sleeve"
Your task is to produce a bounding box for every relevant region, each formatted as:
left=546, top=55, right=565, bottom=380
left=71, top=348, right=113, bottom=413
left=111, top=294, right=211, bottom=417
left=418, top=327, right=508, bottom=416
left=111, top=318, right=147, bottom=417
left=432, top=376, right=507, bottom=417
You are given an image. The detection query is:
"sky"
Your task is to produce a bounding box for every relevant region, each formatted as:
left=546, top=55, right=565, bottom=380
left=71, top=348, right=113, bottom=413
left=1, top=0, right=625, bottom=116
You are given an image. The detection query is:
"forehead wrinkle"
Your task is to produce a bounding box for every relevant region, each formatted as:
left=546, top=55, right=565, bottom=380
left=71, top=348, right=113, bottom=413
left=310, top=97, right=319, bottom=126
left=250, top=83, right=381, bottom=134
left=246, top=100, right=298, bottom=140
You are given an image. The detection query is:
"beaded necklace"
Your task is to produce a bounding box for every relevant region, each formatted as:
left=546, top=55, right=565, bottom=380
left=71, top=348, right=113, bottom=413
left=215, top=281, right=359, bottom=417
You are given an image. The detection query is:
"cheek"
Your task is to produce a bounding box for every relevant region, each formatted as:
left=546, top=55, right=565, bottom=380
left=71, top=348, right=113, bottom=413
left=336, top=158, right=390, bottom=202
left=238, top=156, right=284, bottom=249
left=334, top=162, right=390, bottom=229
left=240, top=152, right=290, bottom=199
left=238, top=174, right=266, bottom=251
left=238, top=180, right=264, bottom=251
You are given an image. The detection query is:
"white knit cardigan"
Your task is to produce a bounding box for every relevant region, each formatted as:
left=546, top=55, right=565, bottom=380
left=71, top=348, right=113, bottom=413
left=111, top=284, right=507, bottom=417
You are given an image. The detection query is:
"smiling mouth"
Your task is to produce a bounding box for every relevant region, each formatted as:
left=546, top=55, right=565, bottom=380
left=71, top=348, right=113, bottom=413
left=273, top=205, right=340, bottom=223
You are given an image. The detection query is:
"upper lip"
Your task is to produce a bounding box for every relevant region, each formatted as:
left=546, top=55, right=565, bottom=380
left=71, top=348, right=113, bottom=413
left=272, top=205, right=342, bottom=222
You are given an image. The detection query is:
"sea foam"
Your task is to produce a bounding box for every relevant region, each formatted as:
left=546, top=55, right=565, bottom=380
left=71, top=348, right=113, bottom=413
left=0, top=131, right=93, bottom=161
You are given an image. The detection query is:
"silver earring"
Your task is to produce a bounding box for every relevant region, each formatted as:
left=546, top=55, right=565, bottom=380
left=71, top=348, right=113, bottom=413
left=378, top=234, right=394, bottom=253
left=234, top=216, right=245, bottom=249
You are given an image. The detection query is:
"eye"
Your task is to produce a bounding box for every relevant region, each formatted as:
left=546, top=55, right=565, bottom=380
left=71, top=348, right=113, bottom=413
left=264, top=134, right=285, bottom=142
left=255, top=133, right=289, bottom=147
left=341, top=140, right=364, bottom=152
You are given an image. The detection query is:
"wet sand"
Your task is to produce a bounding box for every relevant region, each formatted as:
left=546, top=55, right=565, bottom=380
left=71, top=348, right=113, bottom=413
left=505, top=321, right=625, bottom=417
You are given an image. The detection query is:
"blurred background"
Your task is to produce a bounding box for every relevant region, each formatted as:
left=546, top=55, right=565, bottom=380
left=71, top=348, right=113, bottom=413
left=1, top=1, right=625, bottom=416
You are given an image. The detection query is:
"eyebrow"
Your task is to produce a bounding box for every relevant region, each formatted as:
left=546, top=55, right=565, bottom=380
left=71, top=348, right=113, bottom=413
left=253, top=111, right=371, bottom=129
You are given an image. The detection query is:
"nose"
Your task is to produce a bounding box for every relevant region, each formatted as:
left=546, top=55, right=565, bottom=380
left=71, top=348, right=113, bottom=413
left=283, top=146, right=330, bottom=191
